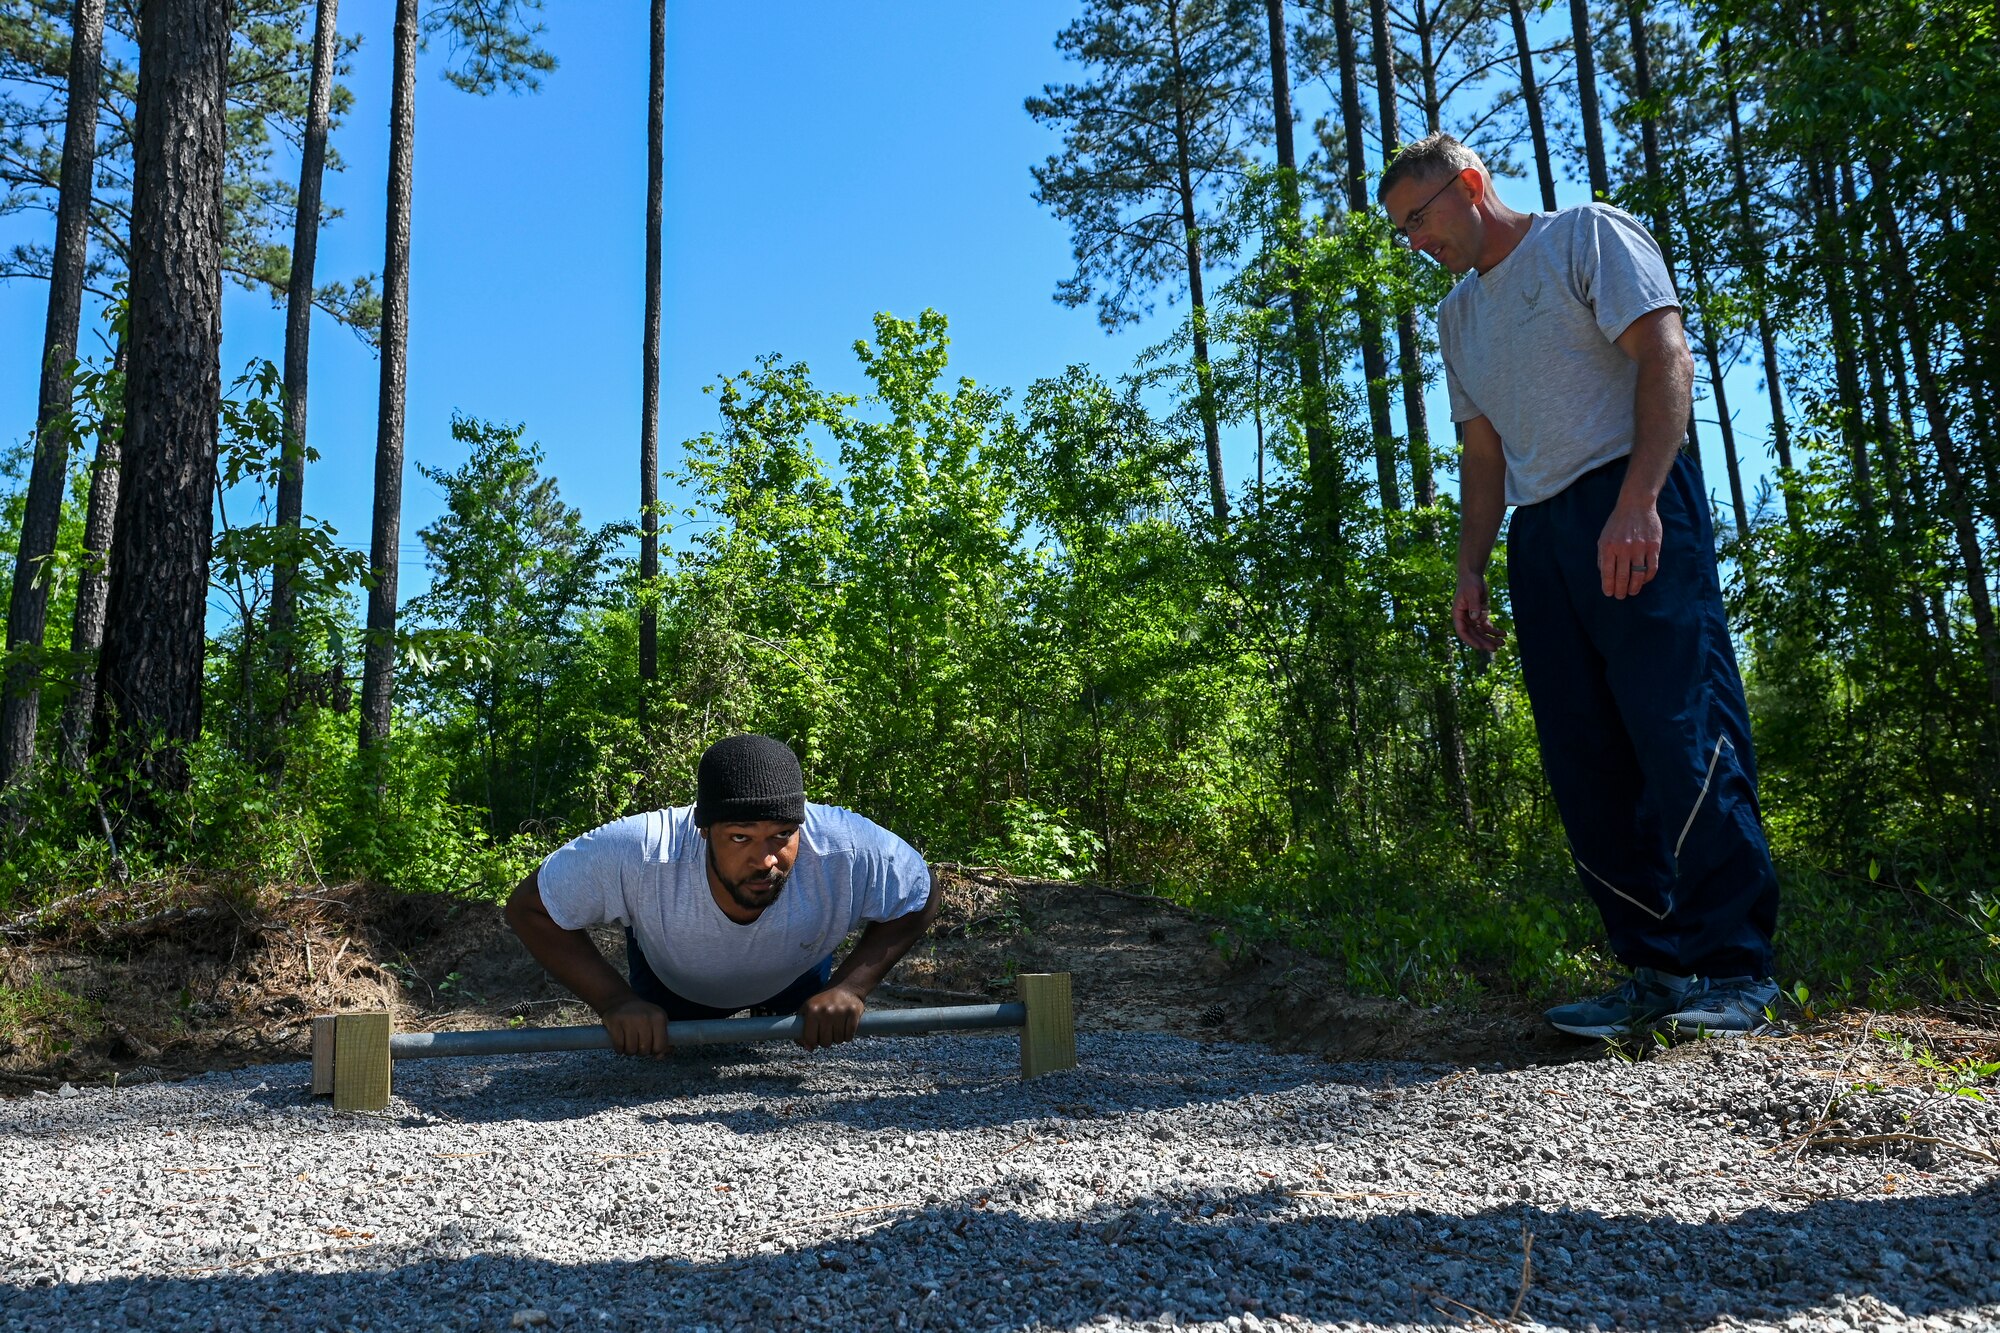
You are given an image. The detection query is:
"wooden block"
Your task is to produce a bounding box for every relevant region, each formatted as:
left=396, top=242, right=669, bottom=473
left=332, top=1011, right=392, bottom=1112
left=1017, top=972, right=1076, bottom=1079
left=310, top=1016, right=337, bottom=1096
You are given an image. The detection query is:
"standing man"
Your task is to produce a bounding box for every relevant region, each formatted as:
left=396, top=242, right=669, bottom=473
left=506, top=733, right=939, bottom=1054
left=1379, top=134, right=1780, bottom=1037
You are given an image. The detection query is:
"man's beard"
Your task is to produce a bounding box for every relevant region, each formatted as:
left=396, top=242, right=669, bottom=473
left=708, top=841, right=789, bottom=913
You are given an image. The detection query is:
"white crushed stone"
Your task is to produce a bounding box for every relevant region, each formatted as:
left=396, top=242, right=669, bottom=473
left=1, top=1032, right=1996, bottom=1331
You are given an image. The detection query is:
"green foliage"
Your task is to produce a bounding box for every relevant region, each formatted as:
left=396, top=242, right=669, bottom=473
left=402, top=415, right=629, bottom=838
left=0, top=0, right=379, bottom=336
left=0, top=974, right=94, bottom=1059
left=6, top=0, right=1999, bottom=1026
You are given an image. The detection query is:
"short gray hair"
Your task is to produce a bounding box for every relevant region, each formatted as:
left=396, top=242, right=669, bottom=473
left=1377, top=132, right=1483, bottom=203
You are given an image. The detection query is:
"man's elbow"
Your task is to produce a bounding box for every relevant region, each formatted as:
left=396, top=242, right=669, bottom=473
left=915, top=870, right=945, bottom=930
left=502, top=873, right=541, bottom=936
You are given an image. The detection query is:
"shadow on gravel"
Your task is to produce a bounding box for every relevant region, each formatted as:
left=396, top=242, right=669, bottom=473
left=266, top=1039, right=1444, bottom=1135
left=12, top=1172, right=1996, bottom=1330
left=0, top=1040, right=1460, bottom=1148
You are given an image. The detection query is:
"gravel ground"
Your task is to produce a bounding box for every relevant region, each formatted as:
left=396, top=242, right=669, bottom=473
left=2, top=1031, right=1997, bottom=1332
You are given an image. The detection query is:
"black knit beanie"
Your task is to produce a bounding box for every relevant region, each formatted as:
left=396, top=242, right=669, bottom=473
left=694, top=734, right=807, bottom=828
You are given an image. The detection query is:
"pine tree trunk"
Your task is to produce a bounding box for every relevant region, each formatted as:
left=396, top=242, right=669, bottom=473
left=1167, top=0, right=1228, bottom=522
left=1369, top=0, right=1463, bottom=828
left=58, top=338, right=123, bottom=771
left=1717, top=34, right=1796, bottom=534
left=1, top=0, right=106, bottom=788
left=1333, top=0, right=1399, bottom=514
left=1882, top=323, right=1951, bottom=643
left=1568, top=0, right=1609, bottom=198
left=1865, top=161, right=2000, bottom=708
left=360, top=0, right=420, bottom=751
left=1506, top=0, right=1557, bottom=211
left=1675, top=178, right=1749, bottom=552
left=1867, top=317, right=1938, bottom=651
left=1941, top=211, right=2000, bottom=523
left=92, top=0, right=229, bottom=794
left=268, top=0, right=340, bottom=734
left=1369, top=0, right=1397, bottom=148
left=1265, top=0, right=1332, bottom=479
left=639, top=0, right=665, bottom=686
left=1806, top=155, right=1873, bottom=528
left=1415, top=0, right=1446, bottom=133
left=1369, top=0, right=1432, bottom=509
left=1622, top=0, right=1672, bottom=273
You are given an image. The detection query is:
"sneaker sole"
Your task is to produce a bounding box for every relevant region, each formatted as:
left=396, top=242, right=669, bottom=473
left=1546, top=1018, right=1659, bottom=1039
left=1660, top=1015, right=1759, bottom=1036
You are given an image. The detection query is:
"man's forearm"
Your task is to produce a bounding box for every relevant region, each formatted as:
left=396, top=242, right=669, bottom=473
left=1618, top=358, right=1692, bottom=507
left=505, top=898, right=635, bottom=1016
left=1458, top=428, right=1508, bottom=575
left=827, top=884, right=942, bottom=999
left=1616, top=336, right=1694, bottom=510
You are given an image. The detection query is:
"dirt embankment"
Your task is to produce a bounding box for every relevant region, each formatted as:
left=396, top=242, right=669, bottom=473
left=3, top=867, right=1994, bottom=1094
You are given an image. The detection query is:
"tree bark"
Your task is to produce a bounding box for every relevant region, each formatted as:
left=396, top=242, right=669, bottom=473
left=1683, top=238, right=1749, bottom=552
left=1568, top=0, right=1608, bottom=198
left=1806, top=154, right=1873, bottom=528
left=268, top=0, right=340, bottom=727
left=1718, top=32, right=1795, bottom=527
left=1167, top=0, right=1228, bottom=522
left=1265, top=0, right=1335, bottom=515
left=1369, top=0, right=1397, bottom=150
left=1369, top=0, right=1432, bottom=510
left=58, top=338, right=123, bottom=771
left=639, top=0, right=665, bottom=688
left=1333, top=0, right=1399, bottom=515
left=360, top=0, right=420, bottom=751
left=1865, top=160, right=2000, bottom=708
left=1506, top=0, right=1557, bottom=211
left=1, top=0, right=107, bottom=789
left=1366, top=0, right=1464, bottom=829
left=92, top=0, right=229, bottom=794
left=1410, top=0, right=1443, bottom=134
left=1622, top=0, right=1672, bottom=274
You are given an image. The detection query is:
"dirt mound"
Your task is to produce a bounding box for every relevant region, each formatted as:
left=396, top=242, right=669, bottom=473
left=0, top=867, right=1693, bottom=1093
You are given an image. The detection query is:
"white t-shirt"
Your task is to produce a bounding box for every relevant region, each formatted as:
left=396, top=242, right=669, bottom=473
left=1438, top=203, right=1682, bottom=507
left=536, top=803, right=931, bottom=1010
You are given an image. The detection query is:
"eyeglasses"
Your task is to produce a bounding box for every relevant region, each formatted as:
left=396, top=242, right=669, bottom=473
left=1389, top=174, right=1461, bottom=249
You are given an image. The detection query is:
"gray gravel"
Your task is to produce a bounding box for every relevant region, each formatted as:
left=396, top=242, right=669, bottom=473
left=2, top=1032, right=1997, bottom=1332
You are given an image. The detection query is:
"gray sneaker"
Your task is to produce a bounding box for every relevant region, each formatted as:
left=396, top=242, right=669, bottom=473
left=1662, top=976, right=1781, bottom=1035
left=1543, top=968, right=1696, bottom=1038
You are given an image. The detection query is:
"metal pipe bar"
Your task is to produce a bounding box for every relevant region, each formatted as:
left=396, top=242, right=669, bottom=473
left=389, top=1002, right=1027, bottom=1061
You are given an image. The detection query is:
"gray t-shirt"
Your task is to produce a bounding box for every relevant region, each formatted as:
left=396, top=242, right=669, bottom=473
left=1437, top=203, right=1681, bottom=507
left=537, top=803, right=931, bottom=1010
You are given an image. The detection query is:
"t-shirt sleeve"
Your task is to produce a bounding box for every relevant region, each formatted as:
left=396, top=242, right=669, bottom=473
left=1437, top=300, right=1483, bottom=424
left=1443, top=354, right=1482, bottom=424
left=853, top=833, right=932, bottom=928
left=1569, top=206, right=1680, bottom=344
left=536, top=813, right=649, bottom=931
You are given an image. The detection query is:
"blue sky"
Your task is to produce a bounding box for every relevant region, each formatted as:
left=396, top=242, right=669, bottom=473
left=0, top=0, right=1779, bottom=607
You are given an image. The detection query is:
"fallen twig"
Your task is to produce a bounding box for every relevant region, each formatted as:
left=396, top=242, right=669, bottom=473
left=756, top=1201, right=914, bottom=1238
left=1509, top=1223, right=1535, bottom=1322
left=875, top=981, right=990, bottom=1004
left=1284, top=1189, right=1421, bottom=1201
left=1801, top=1132, right=1998, bottom=1165
left=1417, top=1286, right=1509, bottom=1330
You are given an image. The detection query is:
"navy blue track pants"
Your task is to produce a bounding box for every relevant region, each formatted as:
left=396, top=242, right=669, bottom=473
left=624, top=927, right=835, bottom=1021
left=1507, top=452, right=1779, bottom=978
